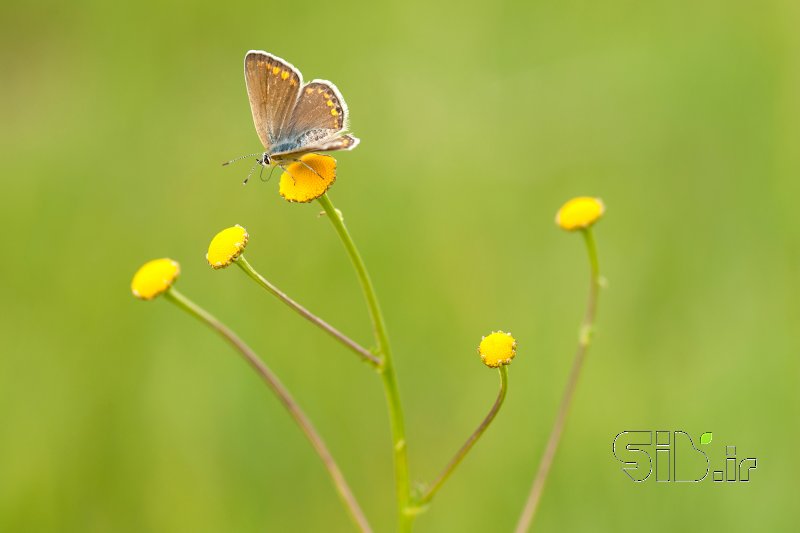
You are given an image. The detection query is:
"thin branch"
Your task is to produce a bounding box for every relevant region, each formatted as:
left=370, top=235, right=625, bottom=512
left=165, top=288, right=373, bottom=533
left=317, top=193, right=412, bottom=532
left=235, top=254, right=381, bottom=367
left=418, top=366, right=508, bottom=507
left=514, top=228, right=601, bottom=533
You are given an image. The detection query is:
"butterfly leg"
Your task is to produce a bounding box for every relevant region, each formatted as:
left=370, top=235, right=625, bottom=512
left=264, top=164, right=280, bottom=183
left=277, top=164, right=297, bottom=184
left=290, top=157, right=327, bottom=181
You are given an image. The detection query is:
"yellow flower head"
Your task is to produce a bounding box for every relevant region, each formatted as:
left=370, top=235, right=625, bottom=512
left=207, top=224, right=249, bottom=269
left=131, top=258, right=180, bottom=300
left=555, top=197, right=605, bottom=231
left=478, top=331, right=517, bottom=368
left=279, top=154, right=336, bottom=203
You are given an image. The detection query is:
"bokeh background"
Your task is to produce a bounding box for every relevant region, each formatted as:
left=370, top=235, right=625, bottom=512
left=1, top=0, right=798, bottom=531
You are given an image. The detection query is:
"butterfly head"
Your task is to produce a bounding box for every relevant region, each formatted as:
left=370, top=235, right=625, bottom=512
left=256, top=153, right=272, bottom=167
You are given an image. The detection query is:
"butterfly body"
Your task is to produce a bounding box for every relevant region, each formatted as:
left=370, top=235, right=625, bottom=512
left=244, top=50, right=359, bottom=171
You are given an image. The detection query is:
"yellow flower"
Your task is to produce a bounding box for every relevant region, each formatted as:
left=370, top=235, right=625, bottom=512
left=131, top=258, right=180, bottom=300
left=478, top=331, right=517, bottom=368
left=555, top=197, right=605, bottom=231
left=279, top=154, right=336, bottom=203
left=207, top=225, right=249, bottom=269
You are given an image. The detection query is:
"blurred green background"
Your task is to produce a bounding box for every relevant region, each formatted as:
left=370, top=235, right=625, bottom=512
left=1, top=0, right=798, bottom=531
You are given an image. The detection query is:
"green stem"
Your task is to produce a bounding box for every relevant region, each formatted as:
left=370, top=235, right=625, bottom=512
left=514, top=227, right=601, bottom=533
left=164, top=287, right=373, bottom=533
left=318, top=193, right=412, bottom=532
left=235, top=254, right=381, bottom=367
left=417, top=366, right=508, bottom=507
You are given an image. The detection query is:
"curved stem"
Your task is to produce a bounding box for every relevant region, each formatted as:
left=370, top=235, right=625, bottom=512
left=317, top=193, right=412, bottom=532
left=418, top=366, right=508, bottom=507
left=514, top=228, right=601, bottom=533
left=235, top=255, right=381, bottom=367
left=164, top=287, right=373, bottom=533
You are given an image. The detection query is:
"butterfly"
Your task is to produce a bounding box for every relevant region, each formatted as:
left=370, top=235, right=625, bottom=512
left=225, top=50, right=359, bottom=183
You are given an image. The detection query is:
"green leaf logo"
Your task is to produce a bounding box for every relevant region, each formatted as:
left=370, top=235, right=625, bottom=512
left=700, top=432, right=713, bottom=445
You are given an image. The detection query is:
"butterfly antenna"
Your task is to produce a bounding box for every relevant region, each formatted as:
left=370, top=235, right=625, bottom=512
left=242, top=162, right=259, bottom=185
left=223, top=152, right=261, bottom=166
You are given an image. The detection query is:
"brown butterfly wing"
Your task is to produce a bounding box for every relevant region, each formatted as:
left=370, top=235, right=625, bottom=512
left=304, top=135, right=359, bottom=153
left=283, top=80, right=347, bottom=143
left=244, top=51, right=303, bottom=151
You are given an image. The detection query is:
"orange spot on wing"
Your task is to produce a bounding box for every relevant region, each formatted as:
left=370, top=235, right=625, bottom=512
left=272, top=66, right=281, bottom=75
left=281, top=70, right=289, bottom=80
